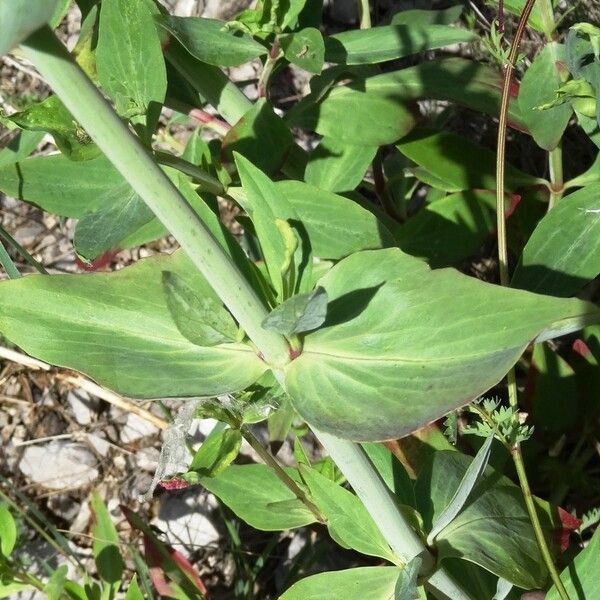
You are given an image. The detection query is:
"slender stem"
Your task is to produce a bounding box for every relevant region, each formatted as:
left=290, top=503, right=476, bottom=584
left=495, top=4, right=571, bottom=598
left=241, top=425, right=325, bottom=522
left=358, top=0, right=372, bottom=29
left=548, top=143, right=564, bottom=211
left=22, top=25, right=472, bottom=600
left=0, top=224, right=47, bottom=274
left=154, top=151, right=226, bottom=195
left=0, top=240, right=21, bottom=279
left=21, top=27, right=290, bottom=369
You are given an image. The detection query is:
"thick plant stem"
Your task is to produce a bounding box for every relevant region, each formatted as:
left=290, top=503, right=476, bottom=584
left=548, top=143, right=564, bottom=210
left=21, top=26, right=290, bottom=369
left=315, top=430, right=472, bottom=600
left=22, top=26, right=472, bottom=600
left=495, top=3, right=570, bottom=599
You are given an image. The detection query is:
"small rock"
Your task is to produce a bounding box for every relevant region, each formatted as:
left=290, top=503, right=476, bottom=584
left=66, top=389, right=97, bottom=425
left=136, top=447, right=160, bottom=472
left=120, top=412, right=159, bottom=444
left=86, top=433, right=110, bottom=457
left=19, top=441, right=99, bottom=490
left=70, top=499, right=91, bottom=534
left=153, top=490, right=220, bottom=553
left=13, top=222, right=44, bottom=246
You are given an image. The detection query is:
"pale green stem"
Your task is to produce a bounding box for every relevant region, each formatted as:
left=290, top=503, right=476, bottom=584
left=495, top=3, right=571, bottom=598
left=22, top=26, right=471, bottom=600
left=358, top=0, right=372, bottom=29
left=548, top=143, right=564, bottom=211
left=21, top=26, right=290, bottom=369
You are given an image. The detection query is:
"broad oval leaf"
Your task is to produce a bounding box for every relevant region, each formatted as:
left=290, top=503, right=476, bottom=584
left=279, top=567, right=404, bottom=599
left=96, top=0, right=167, bottom=121
left=263, top=287, right=328, bottom=336
left=281, top=27, right=325, bottom=74
left=285, top=248, right=599, bottom=440
left=0, top=0, right=60, bottom=56
left=198, top=464, right=316, bottom=531
left=519, top=43, right=572, bottom=151
left=390, top=6, right=463, bottom=26
left=157, top=16, right=267, bottom=67
left=415, top=450, right=547, bottom=588
left=0, top=252, right=267, bottom=397
left=0, top=504, right=17, bottom=557
left=0, top=130, right=44, bottom=169
left=324, top=24, right=476, bottom=65
left=511, top=183, right=600, bottom=297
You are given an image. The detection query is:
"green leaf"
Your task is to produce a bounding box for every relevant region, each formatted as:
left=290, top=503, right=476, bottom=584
left=0, top=130, right=44, bottom=169
left=487, top=0, right=546, bottom=33
left=0, top=583, right=31, bottom=598
left=0, top=0, right=60, bottom=56
left=288, top=57, right=527, bottom=141
left=0, top=251, right=267, bottom=398
left=416, top=451, right=548, bottom=588
left=96, top=0, right=167, bottom=122
left=262, top=287, right=328, bottom=336
left=519, top=43, right=572, bottom=150
left=74, top=191, right=153, bottom=261
left=281, top=27, right=325, bottom=73
left=304, top=137, right=377, bottom=193
left=0, top=504, right=17, bottom=557
left=427, top=434, right=494, bottom=544
left=198, top=464, right=316, bottom=530
left=279, top=567, right=404, bottom=599
left=0, top=153, right=131, bottom=218
left=157, top=16, right=267, bottom=67
left=299, top=465, right=395, bottom=561
left=124, top=576, right=144, bottom=600
left=390, top=6, right=463, bottom=26
left=223, top=99, right=294, bottom=174
left=91, top=492, right=124, bottom=592
left=511, top=183, right=600, bottom=297
left=285, top=248, right=599, bottom=441
left=162, top=271, right=238, bottom=346
left=276, top=180, right=396, bottom=258
left=394, top=190, right=494, bottom=267
left=44, top=565, right=68, bottom=600
left=396, top=129, right=539, bottom=192
left=187, top=427, right=242, bottom=478
left=546, top=526, right=600, bottom=600
left=394, top=556, right=422, bottom=600
left=324, top=24, right=475, bottom=65
left=7, top=95, right=99, bottom=160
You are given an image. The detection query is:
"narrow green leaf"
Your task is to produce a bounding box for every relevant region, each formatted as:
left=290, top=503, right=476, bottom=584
left=299, top=465, right=395, bottom=561
left=288, top=57, right=527, bottom=141
left=162, top=271, right=238, bottom=346
left=157, top=16, right=267, bottom=67
left=304, top=137, right=377, bottom=193
left=0, top=583, right=31, bottom=598
left=0, top=251, right=267, bottom=398
left=0, top=0, right=60, bottom=56
left=390, top=6, right=463, bottom=26
left=187, top=427, right=242, bottom=478
left=546, top=526, right=600, bottom=599
left=96, top=0, right=167, bottom=120
left=223, top=100, right=294, bottom=174
left=427, top=434, right=494, bottom=544
left=7, top=95, right=99, bottom=160
left=396, top=129, right=540, bottom=192
left=0, top=504, right=17, bottom=557
left=281, top=28, right=325, bottom=73
left=325, top=24, right=475, bottom=65
left=91, top=492, right=124, bottom=591
left=415, top=451, right=548, bottom=588
left=198, top=464, right=316, bottom=530
left=519, top=43, right=572, bottom=150
left=43, top=565, right=68, bottom=600
left=263, top=287, right=328, bottom=336
left=511, top=183, right=600, bottom=297
left=285, top=248, right=599, bottom=441
left=124, top=576, right=144, bottom=600
left=279, top=567, right=404, bottom=599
